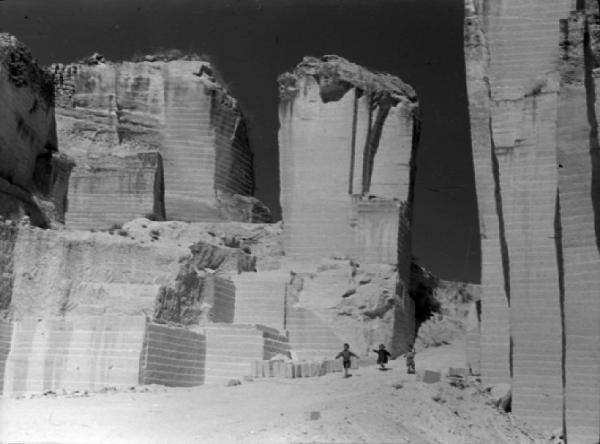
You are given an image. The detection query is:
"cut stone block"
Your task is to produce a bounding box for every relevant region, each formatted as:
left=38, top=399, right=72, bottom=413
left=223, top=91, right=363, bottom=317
left=417, top=370, right=441, bottom=384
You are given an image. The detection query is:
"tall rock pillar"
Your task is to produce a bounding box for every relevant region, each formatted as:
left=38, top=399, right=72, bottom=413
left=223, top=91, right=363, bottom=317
left=559, top=4, right=600, bottom=442
left=465, top=0, right=600, bottom=440
left=277, top=55, right=419, bottom=274
left=277, top=55, right=420, bottom=353
left=464, top=0, right=572, bottom=432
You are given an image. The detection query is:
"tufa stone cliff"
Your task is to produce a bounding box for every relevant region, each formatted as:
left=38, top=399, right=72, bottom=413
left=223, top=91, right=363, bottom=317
left=48, top=55, right=269, bottom=229
left=465, top=0, right=600, bottom=441
left=0, top=34, right=74, bottom=227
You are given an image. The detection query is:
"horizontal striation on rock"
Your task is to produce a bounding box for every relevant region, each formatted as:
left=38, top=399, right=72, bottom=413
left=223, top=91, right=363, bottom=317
left=207, top=276, right=236, bottom=324
left=140, top=323, right=206, bottom=387
left=66, top=152, right=165, bottom=230
left=162, top=61, right=218, bottom=221
left=560, top=6, right=600, bottom=443
left=1, top=316, right=147, bottom=396
left=200, top=324, right=288, bottom=384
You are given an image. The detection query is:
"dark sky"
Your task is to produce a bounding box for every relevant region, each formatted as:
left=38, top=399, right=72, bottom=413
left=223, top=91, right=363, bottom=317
left=0, top=0, right=480, bottom=283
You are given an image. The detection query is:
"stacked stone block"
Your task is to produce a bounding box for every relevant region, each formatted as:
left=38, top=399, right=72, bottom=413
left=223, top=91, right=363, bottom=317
left=250, top=358, right=344, bottom=379
left=201, top=324, right=290, bottom=385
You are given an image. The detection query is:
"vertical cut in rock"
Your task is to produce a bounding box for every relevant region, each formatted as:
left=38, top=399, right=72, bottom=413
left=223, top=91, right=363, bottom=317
left=553, top=190, right=567, bottom=442
left=361, top=95, right=394, bottom=195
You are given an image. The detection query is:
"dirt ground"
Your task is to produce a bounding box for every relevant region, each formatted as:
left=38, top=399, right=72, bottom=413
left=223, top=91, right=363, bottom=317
left=0, top=343, right=547, bottom=444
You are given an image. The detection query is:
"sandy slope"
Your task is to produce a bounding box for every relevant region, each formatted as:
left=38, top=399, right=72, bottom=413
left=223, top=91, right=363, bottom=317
left=0, top=344, right=545, bottom=444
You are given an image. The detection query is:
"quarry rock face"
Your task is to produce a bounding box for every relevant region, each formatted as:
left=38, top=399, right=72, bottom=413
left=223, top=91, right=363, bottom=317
left=464, top=1, right=600, bottom=440
left=0, top=38, right=419, bottom=396
left=49, top=57, right=269, bottom=229
left=0, top=219, right=290, bottom=393
left=0, top=34, right=74, bottom=227
left=277, top=56, right=419, bottom=356
left=0, top=220, right=274, bottom=321
left=277, top=55, right=419, bottom=267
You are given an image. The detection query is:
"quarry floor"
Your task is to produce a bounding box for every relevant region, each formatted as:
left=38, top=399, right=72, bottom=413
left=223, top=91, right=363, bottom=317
left=0, top=344, right=546, bottom=444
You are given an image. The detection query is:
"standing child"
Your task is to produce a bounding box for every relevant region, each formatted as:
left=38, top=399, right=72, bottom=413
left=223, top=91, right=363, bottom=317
left=373, top=344, right=392, bottom=370
left=404, top=345, right=416, bottom=374
left=336, top=343, right=358, bottom=378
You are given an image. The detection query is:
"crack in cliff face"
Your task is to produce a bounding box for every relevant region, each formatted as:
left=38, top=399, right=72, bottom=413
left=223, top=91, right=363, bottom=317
left=348, top=89, right=359, bottom=195
left=153, top=153, right=166, bottom=221
left=489, top=115, right=513, bottom=378
left=553, top=190, right=568, bottom=444
left=361, top=94, right=394, bottom=195
left=488, top=118, right=511, bottom=309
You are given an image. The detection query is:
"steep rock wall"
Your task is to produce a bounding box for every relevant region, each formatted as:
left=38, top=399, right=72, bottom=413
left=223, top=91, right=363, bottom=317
left=0, top=34, right=73, bottom=227
left=559, top=5, right=600, bottom=443
left=5, top=226, right=185, bottom=319
left=277, top=56, right=418, bottom=355
left=50, top=58, right=266, bottom=229
left=465, top=1, right=600, bottom=440
left=0, top=220, right=271, bottom=322
left=277, top=56, right=419, bottom=266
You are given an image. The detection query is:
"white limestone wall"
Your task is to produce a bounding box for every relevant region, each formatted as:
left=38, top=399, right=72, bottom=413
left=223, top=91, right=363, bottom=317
left=54, top=60, right=257, bottom=226
left=278, top=76, right=357, bottom=261
left=465, top=0, right=600, bottom=437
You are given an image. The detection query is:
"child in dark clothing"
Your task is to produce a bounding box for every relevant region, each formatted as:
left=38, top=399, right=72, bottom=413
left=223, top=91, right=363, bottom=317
left=404, top=345, right=416, bottom=374
left=373, top=344, right=392, bottom=370
left=336, top=343, right=358, bottom=378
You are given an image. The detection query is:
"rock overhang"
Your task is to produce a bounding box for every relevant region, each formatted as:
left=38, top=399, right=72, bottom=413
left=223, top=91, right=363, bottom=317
left=278, top=55, right=418, bottom=107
